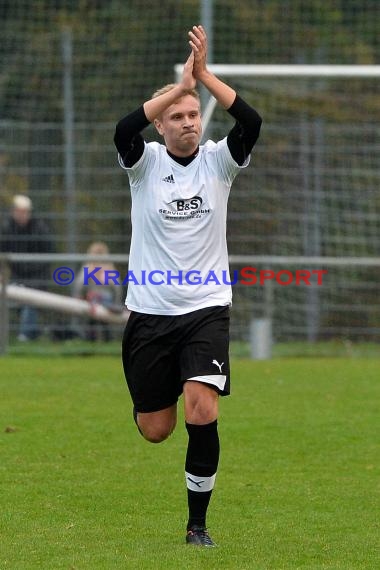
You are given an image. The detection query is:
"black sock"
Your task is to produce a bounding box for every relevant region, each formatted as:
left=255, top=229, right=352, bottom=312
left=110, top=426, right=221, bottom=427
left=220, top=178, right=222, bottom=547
left=185, top=420, right=220, bottom=530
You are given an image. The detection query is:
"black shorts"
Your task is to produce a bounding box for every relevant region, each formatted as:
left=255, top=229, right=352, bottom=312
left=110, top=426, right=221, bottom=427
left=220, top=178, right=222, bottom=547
left=122, top=305, right=230, bottom=413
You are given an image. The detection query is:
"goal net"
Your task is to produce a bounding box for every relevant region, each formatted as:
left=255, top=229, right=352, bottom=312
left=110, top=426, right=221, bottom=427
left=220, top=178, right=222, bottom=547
left=174, top=64, right=380, bottom=346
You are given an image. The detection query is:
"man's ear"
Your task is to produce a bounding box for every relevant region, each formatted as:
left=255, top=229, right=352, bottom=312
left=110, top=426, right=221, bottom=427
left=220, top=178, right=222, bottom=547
left=154, top=118, right=164, bottom=135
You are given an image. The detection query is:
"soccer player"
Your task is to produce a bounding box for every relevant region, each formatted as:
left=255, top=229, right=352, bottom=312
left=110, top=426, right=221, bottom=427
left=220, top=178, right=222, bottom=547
left=114, top=25, right=262, bottom=547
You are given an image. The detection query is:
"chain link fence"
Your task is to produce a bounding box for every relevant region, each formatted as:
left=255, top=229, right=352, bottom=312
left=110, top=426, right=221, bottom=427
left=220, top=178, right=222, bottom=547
left=1, top=1, right=379, bottom=354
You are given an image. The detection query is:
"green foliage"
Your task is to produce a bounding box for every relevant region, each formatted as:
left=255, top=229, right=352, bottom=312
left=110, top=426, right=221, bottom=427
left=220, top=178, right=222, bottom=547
left=1, top=1, right=379, bottom=122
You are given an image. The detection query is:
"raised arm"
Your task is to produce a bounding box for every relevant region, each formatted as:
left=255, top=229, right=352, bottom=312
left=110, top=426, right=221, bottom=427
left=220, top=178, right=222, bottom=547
left=143, top=52, right=197, bottom=121
left=188, top=25, right=236, bottom=109
left=114, top=52, right=198, bottom=166
left=189, top=25, right=262, bottom=165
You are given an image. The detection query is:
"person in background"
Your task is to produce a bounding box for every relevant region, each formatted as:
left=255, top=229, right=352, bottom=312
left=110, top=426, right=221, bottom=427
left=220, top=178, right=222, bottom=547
left=73, top=241, right=120, bottom=342
left=0, top=194, right=53, bottom=341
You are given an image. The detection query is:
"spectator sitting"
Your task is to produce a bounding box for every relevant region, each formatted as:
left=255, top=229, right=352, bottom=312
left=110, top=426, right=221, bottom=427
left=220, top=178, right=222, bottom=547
left=74, top=241, right=120, bottom=342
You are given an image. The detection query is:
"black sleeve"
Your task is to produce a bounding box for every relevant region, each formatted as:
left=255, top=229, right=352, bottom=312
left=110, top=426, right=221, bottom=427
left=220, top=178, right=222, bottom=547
left=226, top=94, right=262, bottom=166
left=114, top=106, right=150, bottom=167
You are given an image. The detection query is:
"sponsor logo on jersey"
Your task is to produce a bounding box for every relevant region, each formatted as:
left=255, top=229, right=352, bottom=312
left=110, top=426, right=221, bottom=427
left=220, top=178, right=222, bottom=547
left=169, top=196, right=203, bottom=211
left=159, top=195, right=210, bottom=220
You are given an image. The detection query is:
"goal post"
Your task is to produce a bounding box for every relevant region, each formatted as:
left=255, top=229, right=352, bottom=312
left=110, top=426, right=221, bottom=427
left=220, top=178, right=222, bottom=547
left=174, top=63, right=380, bottom=131
left=173, top=63, right=380, bottom=347
left=175, top=63, right=380, bottom=77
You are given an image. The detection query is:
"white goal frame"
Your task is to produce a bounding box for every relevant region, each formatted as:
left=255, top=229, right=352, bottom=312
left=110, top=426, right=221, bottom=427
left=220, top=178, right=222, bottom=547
left=174, top=64, right=380, bottom=133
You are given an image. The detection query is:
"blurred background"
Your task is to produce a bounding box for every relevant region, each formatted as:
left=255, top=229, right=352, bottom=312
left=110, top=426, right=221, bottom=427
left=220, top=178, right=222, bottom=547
left=0, top=0, right=379, bottom=356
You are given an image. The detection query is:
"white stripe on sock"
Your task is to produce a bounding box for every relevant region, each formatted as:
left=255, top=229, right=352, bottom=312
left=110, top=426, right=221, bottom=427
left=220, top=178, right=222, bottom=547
left=185, top=471, right=216, bottom=493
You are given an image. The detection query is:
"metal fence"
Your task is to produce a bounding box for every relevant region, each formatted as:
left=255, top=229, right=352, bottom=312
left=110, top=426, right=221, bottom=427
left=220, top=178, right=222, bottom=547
left=1, top=253, right=380, bottom=356
left=1, top=2, right=379, bottom=355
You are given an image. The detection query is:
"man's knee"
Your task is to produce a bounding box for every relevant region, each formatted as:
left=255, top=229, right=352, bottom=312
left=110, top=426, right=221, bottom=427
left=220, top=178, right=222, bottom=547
left=136, top=406, right=177, bottom=443
left=183, top=381, right=219, bottom=425
left=139, top=424, right=174, bottom=444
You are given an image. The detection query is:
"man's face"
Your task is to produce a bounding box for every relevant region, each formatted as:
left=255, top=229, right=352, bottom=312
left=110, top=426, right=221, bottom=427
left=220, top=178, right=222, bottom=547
left=154, top=95, right=202, bottom=157
left=12, top=207, right=31, bottom=226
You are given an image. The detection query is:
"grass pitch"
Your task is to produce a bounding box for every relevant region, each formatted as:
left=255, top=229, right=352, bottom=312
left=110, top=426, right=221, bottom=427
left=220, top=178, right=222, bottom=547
left=1, top=356, right=379, bottom=569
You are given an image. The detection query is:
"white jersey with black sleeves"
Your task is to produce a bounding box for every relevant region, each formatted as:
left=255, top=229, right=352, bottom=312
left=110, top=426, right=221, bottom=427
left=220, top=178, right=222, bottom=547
left=118, top=137, right=249, bottom=315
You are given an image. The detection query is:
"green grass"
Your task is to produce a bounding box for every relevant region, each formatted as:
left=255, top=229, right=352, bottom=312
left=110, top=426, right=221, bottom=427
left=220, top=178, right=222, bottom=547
left=1, top=357, right=379, bottom=569
left=6, top=337, right=380, bottom=359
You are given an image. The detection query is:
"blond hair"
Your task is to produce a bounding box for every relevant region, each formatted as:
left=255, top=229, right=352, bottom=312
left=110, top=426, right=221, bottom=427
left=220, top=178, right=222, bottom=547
left=151, top=83, right=200, bottom=102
